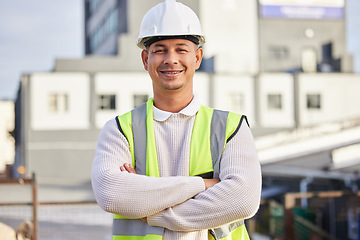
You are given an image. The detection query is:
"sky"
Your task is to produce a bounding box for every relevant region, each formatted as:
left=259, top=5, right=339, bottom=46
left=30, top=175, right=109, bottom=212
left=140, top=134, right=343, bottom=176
left=346, top=0, right=360, bottom=68
left=0, top=0, right=83, bottom=100
left=0, top=0, right=360, bottom=101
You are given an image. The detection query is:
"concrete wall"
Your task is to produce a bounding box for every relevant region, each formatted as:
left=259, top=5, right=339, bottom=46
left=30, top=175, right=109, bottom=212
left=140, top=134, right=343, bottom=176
left=94, top=72, right=153, bottom=128
left=26, top=73, right=96, bottom=184
left=259, top=19, right=347, bottom=72
left=200, top=0, right=259, bottom=74
left=297, top=73, right=360, bottom=126
left=212, top=74, right=256, bottom=126
left=30, top=73, right=90, bottom=131
left=0, top=101, right=15, bottom=171
left=258, top=73, right=295, bottom=128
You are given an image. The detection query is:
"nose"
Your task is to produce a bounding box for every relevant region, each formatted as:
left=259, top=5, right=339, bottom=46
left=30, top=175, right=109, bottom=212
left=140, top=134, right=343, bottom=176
left=163, top=50, right=178, bottom=65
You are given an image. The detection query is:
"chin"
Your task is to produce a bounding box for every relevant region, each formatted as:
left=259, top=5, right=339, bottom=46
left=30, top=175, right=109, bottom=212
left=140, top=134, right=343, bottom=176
left=163, top=85, right=183, bottom=91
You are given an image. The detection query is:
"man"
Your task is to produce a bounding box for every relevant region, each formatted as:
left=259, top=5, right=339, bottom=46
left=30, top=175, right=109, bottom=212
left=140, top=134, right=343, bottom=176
left=91, top=0, right=262, bottom=239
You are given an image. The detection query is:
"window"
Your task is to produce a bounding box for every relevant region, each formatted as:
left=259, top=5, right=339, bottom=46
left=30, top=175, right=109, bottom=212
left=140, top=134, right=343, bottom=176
left=267, top=94, right=282, bottom=110
left=133, top=94, right=148, bottom=108
left=109, top=8, right=118, bottom=33
left=228, top=93, right=244, bottom=112
left=49, top=93, right=68, bottom=113
left=98, top=94, right=116, bottom=110
left=269, top=46, right=289, bottom=59
left=90, top=8, right=118, bottom=52
left=307, top=94, right=321, bottom=109
left=90, top=0, right=102, bottom=14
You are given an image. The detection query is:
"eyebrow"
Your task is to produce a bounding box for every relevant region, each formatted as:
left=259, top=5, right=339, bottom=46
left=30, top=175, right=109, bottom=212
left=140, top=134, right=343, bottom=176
left=153, top=43, right=165, bottom=47
left=175, top=43, right=189, bottom=46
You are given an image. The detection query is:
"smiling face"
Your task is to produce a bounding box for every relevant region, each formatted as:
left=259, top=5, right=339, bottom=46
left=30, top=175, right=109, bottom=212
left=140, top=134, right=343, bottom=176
left=141, top=38, right=203, bottom=97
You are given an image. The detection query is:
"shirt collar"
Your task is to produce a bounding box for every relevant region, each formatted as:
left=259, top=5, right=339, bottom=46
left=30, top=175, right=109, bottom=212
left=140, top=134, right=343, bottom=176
left=153, top=95, right=201, bottom=121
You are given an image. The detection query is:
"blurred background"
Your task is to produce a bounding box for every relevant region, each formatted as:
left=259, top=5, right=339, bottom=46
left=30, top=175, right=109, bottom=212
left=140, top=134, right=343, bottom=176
left=0, top=0, right=360, bottom=239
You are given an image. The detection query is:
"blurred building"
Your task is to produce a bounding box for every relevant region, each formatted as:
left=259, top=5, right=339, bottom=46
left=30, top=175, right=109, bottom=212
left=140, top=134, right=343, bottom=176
left=258, top=0, right=352, bottom=73
left=82, top=0, right=352, bottom=74
left=13, top=0, right=360, bottom=196
left=0, top=101, right=15, bottom=175
left=84, top=0, right=127, bottom=55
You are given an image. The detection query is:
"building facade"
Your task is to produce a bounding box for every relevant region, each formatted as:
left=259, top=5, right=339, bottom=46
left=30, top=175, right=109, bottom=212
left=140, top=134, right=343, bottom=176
left=0, top=101, right=15, bottom=173
left=258, top=0, right=352, bottom=73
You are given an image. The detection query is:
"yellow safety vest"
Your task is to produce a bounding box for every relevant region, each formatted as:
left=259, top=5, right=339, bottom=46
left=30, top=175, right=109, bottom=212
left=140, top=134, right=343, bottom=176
left=114, top=98, right=250, bottom=240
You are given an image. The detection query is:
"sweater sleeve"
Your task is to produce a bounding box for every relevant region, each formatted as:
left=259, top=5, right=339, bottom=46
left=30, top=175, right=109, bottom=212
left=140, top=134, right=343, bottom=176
left=147, top=122, right=262, bottom=231
left=91, top=119, right=205, bottom=219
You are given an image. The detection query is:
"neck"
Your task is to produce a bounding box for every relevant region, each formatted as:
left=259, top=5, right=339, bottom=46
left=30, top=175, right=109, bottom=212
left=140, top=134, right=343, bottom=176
left=153, top=91, right=193, bottom=113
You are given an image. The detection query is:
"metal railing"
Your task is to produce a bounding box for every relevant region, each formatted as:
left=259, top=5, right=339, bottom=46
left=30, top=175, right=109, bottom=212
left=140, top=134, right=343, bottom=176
left=0, top=174, right=113, bottom=240
left=0, top=174, right=38, bottom=240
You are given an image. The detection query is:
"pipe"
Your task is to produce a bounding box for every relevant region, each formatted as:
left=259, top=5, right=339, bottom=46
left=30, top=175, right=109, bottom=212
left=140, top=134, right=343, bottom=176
left=300, top=177, right=313, bottom=209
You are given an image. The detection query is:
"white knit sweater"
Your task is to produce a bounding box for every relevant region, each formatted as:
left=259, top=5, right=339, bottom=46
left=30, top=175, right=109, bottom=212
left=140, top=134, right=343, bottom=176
left=91, top=98, right=262, bottom=240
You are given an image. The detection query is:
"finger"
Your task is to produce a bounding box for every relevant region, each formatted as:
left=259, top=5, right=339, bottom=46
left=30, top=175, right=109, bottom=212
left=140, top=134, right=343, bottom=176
left=124, top=163, right=137, bottom=174
left=120, top=166, right=126, bottom=171
left=128, top=164, right=135, bottom=171
left=128, top=164, right=137, bottom=174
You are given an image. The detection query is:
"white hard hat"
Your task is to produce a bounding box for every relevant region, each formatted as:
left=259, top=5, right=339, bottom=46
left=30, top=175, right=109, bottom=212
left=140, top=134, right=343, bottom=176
left=136, top=0, right=205, bottom=49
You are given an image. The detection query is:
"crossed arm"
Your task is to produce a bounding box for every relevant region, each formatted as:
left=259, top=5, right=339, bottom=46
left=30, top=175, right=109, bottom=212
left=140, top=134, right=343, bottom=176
left=91, top=119, right=261, bottom=232
left=120, top=163, right=220, bottom=190
left=120, top=163, right=220, bottom=223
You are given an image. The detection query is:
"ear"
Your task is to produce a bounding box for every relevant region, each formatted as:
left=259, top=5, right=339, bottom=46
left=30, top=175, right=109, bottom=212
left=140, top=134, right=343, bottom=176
left=195, top=47, right=203, bottom=70
left=141, top=50, right=149, bottom=71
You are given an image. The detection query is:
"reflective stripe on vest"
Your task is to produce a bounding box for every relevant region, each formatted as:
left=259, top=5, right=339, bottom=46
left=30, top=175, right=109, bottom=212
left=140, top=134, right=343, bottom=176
left=114, top=98, right=249, bottom=240
left=113, top=218, right=164, bottom=236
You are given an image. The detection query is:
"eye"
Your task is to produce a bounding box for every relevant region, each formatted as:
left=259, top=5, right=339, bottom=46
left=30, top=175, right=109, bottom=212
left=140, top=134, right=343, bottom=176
left=153, top=49, right=165, bottom=53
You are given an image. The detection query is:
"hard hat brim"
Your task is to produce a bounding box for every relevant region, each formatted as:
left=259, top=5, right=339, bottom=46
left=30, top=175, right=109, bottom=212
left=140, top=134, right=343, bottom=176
left=137, top=35, right=205, bottom=49
left=143, top=35, right=200, bottom=48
